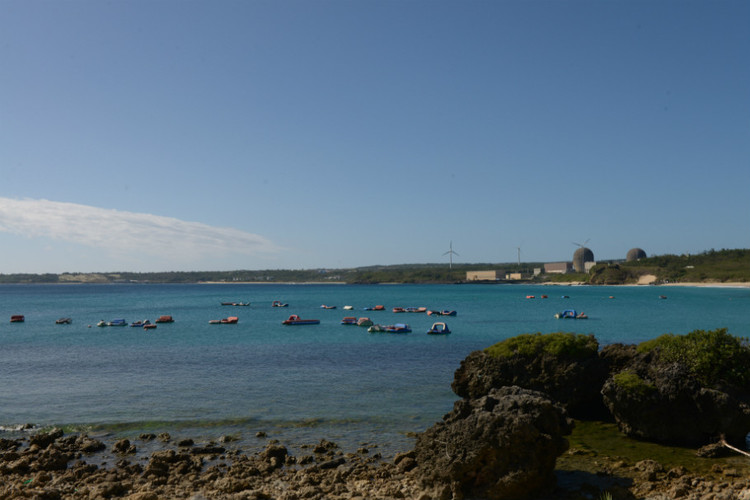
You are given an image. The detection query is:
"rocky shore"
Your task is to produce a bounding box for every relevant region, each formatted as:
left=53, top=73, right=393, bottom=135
left=3, top=424, right=750, bottom=499
left=5, top=328, right=750, bottom=499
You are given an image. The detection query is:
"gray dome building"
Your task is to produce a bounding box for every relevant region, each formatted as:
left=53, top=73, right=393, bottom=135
left=626, top=248, right=647, bottom=261
left=573, top=247, right=595, bottom=273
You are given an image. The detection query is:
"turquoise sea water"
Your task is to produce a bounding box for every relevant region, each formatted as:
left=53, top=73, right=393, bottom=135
left=1, top=283, right=748, bottom=457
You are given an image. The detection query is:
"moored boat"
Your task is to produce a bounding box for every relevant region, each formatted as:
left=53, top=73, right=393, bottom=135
left=427, top=322, right=451, bottom=335
left=10, top=315, right=24, bottom=323
left=143, top=323, right=157, bottom=330
left=155, top=315, right=174, bottom=323
left=385, top=323, right=411, bottom=333
left=108, top=319, right=127, bottom=327
left=367, top=324, right=386, bottom=333
left=341, top=316, right=357, bottom=325
left=357, top=317, right=373, bottom=327
left=427, top=310, right=457, bottom=316
left=272, top=301, right=289, bottom=307
left=222, top=302, right=250, bottom=306
left=130, top=319, right=151, bottom=327
left=221, top=316, right=239, bottom=324
left=554, top=309, right=588, bottom=319
left=282, top=315, right=320, bottom=325
left=320, top=305, right=336, bottom=309
left=55, top=317, right=72, bottom=324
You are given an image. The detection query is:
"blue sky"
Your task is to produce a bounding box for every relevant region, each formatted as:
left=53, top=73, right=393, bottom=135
left=1, top=0, right=748, bottom=273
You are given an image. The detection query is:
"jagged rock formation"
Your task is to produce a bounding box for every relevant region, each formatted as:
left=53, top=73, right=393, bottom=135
left=414, top=386, right=572, bottom=500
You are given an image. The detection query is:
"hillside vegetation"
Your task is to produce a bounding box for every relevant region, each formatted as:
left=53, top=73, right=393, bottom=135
left=0, top=249, right=747, bottom=285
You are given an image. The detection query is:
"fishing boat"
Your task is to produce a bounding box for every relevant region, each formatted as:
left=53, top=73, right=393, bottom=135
left=272, top=301, right=289, bottom=307
left=222, top=302, right=250, bottom=306
left=130, top=319, right=151, bottom=327
left=554, top=309, right=588, bottom=319
left=282, top=315, right=320, bottom=325
left=340, top=317, right=357, bottom=325
left=209, top=316, right=239, bottom=324
left=385, top=323, right=411, bottom=334
left=55, top=317, right=72, bottom=324
left=97, top=320, right=108, bottom=327
left=357, top=317, right=373, bottom=327
left=143, top=323, right=157, bottom=330
left=367, top=324, right=387, bottom=333
left=343, top=305, right=354, bottom=310
left=155, top=315, right=174, bottom=323
left=108, top=319, right=128, bottom=327
left=427, top=322, right=451, bottom=335
left=363, top=305, right=385, bottom=311
left=427, top=310, right=457, bottom=317
left=320, top=305, right=336, bottom=309
left=392, top=307, right=405, bottom=313
left=10, top=315, right=24, bottom=323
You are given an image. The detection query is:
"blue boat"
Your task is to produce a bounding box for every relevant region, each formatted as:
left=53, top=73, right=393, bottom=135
left=385, top=323, right=411, bottom=333
left=554, top=309, right=588, bottom=319
left=282, top=315, right=320, bottom=325
left=427, top=322, right=451, bottom=335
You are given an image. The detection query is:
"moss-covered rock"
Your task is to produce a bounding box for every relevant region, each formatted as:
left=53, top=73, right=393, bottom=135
left=602, top=328, right=750, bottom=446
left=453, top=332, right=609, bottom=419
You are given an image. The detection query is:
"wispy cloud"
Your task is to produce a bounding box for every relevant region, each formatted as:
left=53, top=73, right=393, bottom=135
left=0, top=198, right=281, bottom=265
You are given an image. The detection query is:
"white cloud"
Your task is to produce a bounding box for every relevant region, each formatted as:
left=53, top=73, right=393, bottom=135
left=0, top=198, right=281, bottom=267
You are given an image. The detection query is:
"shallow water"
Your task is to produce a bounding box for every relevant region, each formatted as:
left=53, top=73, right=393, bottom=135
left=1, top=283, right=748, bottom=456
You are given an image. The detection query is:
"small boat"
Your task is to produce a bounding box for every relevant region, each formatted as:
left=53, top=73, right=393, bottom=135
left=320, top=305, right=337, bottom=309
left=385, top=323, right=411, bottom=333
left=55, top=317, right=72, bottom=324
left=209, top=316, right=239, bottom=324
left=343, top=305, right=354, bottom=310
left=282, top=315, right=320, bottom=325
left=357, top=317, right=373, bottom=327
left=341, top=316, right=358, bottom=325
left=428, top=310, right=457, bottom=317
left=97, top=320, right=108, bottom=327
left=155, top=315, right=174, bottom=323
left=427, top=322, right=451, bottom=335
left=10, top=315, right=24, bottom=323
left=108, top=319, right=128, bottom=327
left=143, top=323, right=157, bottom=330
left=541, top=295, right=548, bottom=299
left=405, top=307, right=427, bottom=313
left=372, top=305, right=385, bottom=311
left=526, top=295, right=535, bottom=299
left=130, top=319, right=151, bottom=327
left=272, top=301, right=289, bottom=307
left=222, top=302, right=250, bottom=306
left=367, top=324, right=387, bottom=333
left=659, top=295, right=668, bottom=299
left=392, top=307, right=405, bottom=313
left=554, top=309, right=588, bottom=319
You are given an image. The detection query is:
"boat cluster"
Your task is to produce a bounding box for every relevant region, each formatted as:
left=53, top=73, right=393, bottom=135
left=7, top=299, right=457, bottom=334
left=96, top=315, right=174, bottom=329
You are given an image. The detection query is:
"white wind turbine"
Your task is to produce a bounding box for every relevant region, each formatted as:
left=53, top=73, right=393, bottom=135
left=443, top=241, right=459, bottom=269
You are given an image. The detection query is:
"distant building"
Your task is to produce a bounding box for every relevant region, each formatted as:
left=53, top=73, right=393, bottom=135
left=466, top=270, right=502, bottom=281
left=506, top=272, right=523, bottom=280
left=627, top=248, right=647, bottom=261
left=544, top=262, right=572, bottom=274
left=573, top=247, right=595, bottom=273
